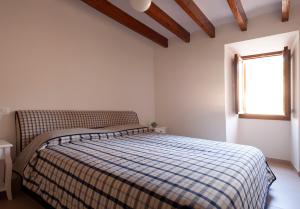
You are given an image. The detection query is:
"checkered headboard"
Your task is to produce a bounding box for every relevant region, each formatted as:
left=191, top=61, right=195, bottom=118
left=15, top=110, right=139, bottom=154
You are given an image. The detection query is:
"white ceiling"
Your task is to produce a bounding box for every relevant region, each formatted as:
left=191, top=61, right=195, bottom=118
left=108, top=0, right=298, bottom=39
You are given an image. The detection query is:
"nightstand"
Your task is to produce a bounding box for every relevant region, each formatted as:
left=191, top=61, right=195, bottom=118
left=0, top=140, right=13, bottom=200
left=154, top=127, right=167, bottom=134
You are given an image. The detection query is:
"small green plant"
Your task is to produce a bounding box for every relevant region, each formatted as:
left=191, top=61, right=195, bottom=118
left=150, top=122, right=158, bottom=128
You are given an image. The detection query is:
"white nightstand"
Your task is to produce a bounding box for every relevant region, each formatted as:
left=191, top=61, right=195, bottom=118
left=0, top=140, right=13, bottom=200
left=154, top=127, right=167, bottom=134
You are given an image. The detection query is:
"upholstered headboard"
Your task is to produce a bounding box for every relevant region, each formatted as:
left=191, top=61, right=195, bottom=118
left=15, top=110, right=139, bottom=154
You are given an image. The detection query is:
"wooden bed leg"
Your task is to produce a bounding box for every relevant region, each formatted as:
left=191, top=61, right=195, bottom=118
left=4, top=147, right=13, bottom=200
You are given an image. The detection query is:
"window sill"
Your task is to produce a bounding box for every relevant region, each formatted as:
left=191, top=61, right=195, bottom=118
left=238, top=114, right=291, bottom=121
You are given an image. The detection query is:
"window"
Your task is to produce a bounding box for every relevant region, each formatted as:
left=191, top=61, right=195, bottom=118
left=234, top=47, right=291, bottom=120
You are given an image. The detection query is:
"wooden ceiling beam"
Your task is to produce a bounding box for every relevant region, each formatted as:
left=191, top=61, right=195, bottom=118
left=175, top=0, right=215, bottom=38
left=282, top=0, right=291, bottom=22
left=227, top=0, right=248, bottom=31
left=81, top=0, right=168, bottom=48
left=145, top=2, right=190, bottom=43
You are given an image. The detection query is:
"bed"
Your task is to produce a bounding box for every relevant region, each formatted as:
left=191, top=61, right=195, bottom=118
left=13, top=110, right=275, bottom=209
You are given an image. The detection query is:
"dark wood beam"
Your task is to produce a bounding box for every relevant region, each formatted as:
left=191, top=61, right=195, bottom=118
left=175, top=0, right=215, bottom=38
left=227, top=0, right=248, bottom=31
left=145, top=2, right=190, bottom=42
left=81, top=0, right=168, bottom=47
left=282, top=0, right=290, bottom=22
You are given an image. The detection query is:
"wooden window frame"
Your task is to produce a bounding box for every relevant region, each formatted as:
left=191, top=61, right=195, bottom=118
left=234, top=47, right=291, bottom=121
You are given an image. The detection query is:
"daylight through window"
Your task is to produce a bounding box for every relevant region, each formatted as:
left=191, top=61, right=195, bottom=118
left=235, top=47, right=291, bottom=120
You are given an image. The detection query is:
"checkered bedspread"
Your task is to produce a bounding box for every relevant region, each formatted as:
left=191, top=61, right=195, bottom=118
left=23, top=127, right=275, bottom=209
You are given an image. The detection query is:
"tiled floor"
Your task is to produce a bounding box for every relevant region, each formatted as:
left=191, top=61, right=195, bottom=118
left=266, top=160, right=300, bottom=209
left=0, top=161, right=299, bottom=209
left=0, top=189, right=43, bottom=209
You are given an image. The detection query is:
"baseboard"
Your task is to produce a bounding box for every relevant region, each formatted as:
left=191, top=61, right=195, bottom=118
left=266, top=157, right=292, bottom=165
left=267, top=157, right=300, bottom=177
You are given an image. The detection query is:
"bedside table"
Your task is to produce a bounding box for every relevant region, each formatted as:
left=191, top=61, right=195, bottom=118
left=0, top=140, right=13, bottom=200
left=154, top=127, right=167, bottom=134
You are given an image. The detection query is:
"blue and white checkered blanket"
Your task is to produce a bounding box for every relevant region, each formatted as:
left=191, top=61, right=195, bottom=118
left=21, top=127, right=275, bottom=209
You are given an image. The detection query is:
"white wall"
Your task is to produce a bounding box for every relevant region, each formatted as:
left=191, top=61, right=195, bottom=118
left=291, top=36, right=300, bottom=170
left=237, top=119, right=291, bottom=160
left=0, top=0, right=156, bottom=155
left=154, top=36, right=227, bottom=141
left=154, top=2, right=300, bottom=162
left=297, top=39, right=300, bottom=171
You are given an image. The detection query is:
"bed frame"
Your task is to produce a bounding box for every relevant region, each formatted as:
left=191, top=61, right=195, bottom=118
left=15, top=110, right=139, bottom=155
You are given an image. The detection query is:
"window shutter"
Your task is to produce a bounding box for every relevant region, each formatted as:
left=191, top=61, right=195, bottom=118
left=233, top=54, right=243, bottom=114
left=283, top=46, right=291, bottom=118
